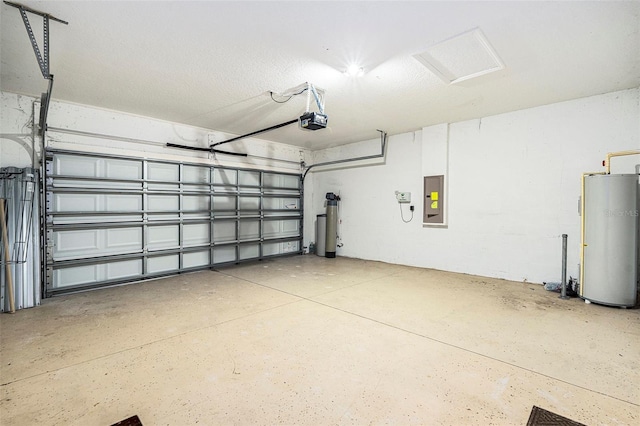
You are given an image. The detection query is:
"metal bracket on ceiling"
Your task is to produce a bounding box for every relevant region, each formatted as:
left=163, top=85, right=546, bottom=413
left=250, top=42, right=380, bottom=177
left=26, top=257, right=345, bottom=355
left=4, top=1, right=68, bottom=135
left=5, top=1, right=68, bottom=79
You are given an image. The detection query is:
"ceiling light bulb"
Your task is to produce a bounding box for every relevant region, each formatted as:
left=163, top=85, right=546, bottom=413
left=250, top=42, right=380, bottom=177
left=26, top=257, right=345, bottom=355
left=345, top=64, right=364, bottom=77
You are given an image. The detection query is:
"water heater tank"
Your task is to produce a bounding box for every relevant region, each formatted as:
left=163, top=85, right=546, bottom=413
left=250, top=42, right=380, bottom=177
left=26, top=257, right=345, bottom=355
left=582, top=174, right=638, bottom=307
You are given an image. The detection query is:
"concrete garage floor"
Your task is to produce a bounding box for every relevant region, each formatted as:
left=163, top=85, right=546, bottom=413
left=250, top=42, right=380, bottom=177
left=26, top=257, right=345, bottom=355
left=1, top=256, right=638, bottom=425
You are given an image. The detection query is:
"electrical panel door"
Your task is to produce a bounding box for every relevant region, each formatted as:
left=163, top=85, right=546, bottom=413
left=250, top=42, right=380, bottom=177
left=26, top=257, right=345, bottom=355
left=424, top=175, right=444, bottom=224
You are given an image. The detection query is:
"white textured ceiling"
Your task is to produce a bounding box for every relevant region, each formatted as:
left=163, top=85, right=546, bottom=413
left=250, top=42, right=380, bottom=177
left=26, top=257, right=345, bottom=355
left=1, top=1, right=639, bottom=149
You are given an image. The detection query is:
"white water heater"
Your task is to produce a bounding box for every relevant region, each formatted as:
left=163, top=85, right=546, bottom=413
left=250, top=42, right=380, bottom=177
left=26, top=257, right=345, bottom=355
left=582, top=174, right=639, bottom=307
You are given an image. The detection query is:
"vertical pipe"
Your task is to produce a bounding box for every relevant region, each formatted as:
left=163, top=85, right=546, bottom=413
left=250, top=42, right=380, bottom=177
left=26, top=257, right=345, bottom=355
left=1, top=198, right=16, bottom=313
left=580, top=174, right=586, bottom=296
left=604, top=150, right=640, bottom=174
left=40, top=109, right=47, bottom=299
left=560, top=234, right=569, bottom=300
left=316, top=214, right=326, bottom=257
left=325, top=192, right=341, bottom=258
left=305, top=82, right=312, bottom=113
left=325, top=199, right=338, bottom=258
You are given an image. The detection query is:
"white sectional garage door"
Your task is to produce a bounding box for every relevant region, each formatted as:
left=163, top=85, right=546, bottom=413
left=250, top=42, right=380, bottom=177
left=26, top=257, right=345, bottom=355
left=45, top=150, right=302, bottom=296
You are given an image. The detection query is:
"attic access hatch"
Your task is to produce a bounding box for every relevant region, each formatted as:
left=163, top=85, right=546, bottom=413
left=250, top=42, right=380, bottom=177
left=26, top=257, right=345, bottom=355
left=414, top=28, right=504, bottom=84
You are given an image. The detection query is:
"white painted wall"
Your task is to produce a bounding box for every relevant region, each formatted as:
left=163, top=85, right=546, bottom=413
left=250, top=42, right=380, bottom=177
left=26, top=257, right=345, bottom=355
left=1, top=91, right=309, bottom=173
left=309, top=88, right=640, bottom=284
left=0, top=92, right=39, bottom=168
left=4, top=89, right=638, bottom=283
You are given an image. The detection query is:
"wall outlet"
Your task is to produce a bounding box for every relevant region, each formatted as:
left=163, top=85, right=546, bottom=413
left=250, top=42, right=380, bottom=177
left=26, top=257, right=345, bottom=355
left=395, top=191, right=411, bottom=203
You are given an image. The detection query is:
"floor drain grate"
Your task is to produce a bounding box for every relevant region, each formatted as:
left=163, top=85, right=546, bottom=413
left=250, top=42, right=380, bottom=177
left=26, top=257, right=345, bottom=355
left=527, top=406, right=585, bottom=426
left=111, top=415, right=143, bottom=426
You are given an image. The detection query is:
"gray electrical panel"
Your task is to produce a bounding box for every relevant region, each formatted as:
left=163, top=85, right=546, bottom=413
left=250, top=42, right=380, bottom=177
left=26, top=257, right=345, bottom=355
left=424, top=175, right=444, bottom=224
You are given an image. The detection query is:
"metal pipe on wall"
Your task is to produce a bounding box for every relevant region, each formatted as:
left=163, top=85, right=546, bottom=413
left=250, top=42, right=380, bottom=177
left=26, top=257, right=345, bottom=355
left=604, top=150, right=640, bottom=174
left=559, top=234, right=569, bottom=300
left=302, top=130, right=387, bottom=182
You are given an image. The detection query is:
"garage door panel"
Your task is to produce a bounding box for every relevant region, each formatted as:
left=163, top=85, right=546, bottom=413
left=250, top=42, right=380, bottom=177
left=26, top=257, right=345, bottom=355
left=282, top=219, right=299, bottom=234
left=239, top=197, right=260, bottom=211
left=107, top=260, right=143, bottom=280
left=214, top=246, right=236, bottom=263
left=104, top=194, right=142, bottom=211
left=213, top=222, right=236, bottom=243
left=263, top=197, right=299, bottom=210
left=263, top=241, right=300, bottom=256
left=105, top=159, right=143, bottom=180
left=53, top=259, right=142, bottom=288
left=264, top=221, right=280, bottom=238
left=148, top=225, right=179, bottom=250
left=53, top=193, right=142, bottom=212
left=54, top=155, right=142, bottom=181
left=239, top=244, right=259, bottom=260
left=148, top=195, right=179, bottom=211
left=54, top=227, right=142, bottom=260
left=46, top=150, right=302, bottom=295
left=184, top=195, right=209, bottom=211
left=148, top=162, right=179, bottom=181
left=263, top=242, right=280, bottom=256
left=54, top=230, right=99, bottom=260
left=213, top=195, right=236, bottom=211
left=263, top=173, right=299, bottom=189
left=213, top=169, right=237, bottom=185
left=264, top=219, right=300, bottom=239
left=184, top=223, right=210, bottom=247
left=54, top=155, right=99, bottom=177
left=183, top=165, right=210, bottom=183
left=183, top=251, right=210, bottom=268
left=106, top=228, right=143, bottom=250
left=53, top=180, right=141, bottom=190
left=53, top=214, right=143, bottom=225
left=148, top=255, right=180, bottom=274
left=239, top=170, right=260, bottom=186
left=239, top=221, right=259, bottom=240
left=53, top=264, right=98, bottom=288
left=53, top=193, right=98, bottom=212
